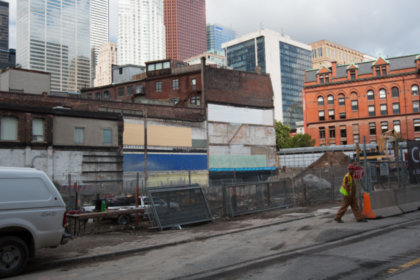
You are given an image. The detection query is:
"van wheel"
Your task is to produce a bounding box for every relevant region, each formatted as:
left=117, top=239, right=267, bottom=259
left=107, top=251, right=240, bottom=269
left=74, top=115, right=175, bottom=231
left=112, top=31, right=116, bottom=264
left=117, top=215, right=130, bottom=225
left=0, top=236, right=29, bottom=278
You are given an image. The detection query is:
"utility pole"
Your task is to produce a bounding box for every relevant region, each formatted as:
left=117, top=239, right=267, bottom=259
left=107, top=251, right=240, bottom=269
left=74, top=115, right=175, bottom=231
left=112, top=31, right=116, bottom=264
left=144, top=107, right=148, bottom=188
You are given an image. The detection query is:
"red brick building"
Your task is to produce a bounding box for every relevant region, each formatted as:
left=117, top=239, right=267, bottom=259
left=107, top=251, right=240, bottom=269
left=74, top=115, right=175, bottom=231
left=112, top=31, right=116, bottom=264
left=164, top=0, right=206, bottom=61
left=303, top=54, right=420, bottom=146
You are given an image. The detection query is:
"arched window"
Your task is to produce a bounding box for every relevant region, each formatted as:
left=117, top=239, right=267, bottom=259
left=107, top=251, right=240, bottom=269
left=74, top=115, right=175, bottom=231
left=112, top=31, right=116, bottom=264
left=412, top=85, right=419, bottom=96
left=327, top=95, right=334, bottom=105
left=318, top=96, right=324, bottom=106
left=379, top=88, right=386, bottom=99
left=338, top=94, right=345, bottom=106
left=1, top=117, right=18, bottom=141
left=391, top=87, right=399, bottom=98
left=367, top=90, right=374, bottom=100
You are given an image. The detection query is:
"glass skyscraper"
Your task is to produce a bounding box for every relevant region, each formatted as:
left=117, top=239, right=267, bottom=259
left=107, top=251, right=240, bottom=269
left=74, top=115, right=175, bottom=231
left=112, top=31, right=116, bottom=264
left=17, top=0, right=91, bottom=93
left=223, top=29, right=312, bottom=128
left=207, top=24, right=236, bottom=52
left=0, top=1, right=8, bottom=69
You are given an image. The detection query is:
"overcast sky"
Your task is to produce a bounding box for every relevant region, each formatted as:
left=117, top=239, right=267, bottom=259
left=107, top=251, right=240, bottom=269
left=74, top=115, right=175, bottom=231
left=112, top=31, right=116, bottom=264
left=7, top=0, right=420, bottom=58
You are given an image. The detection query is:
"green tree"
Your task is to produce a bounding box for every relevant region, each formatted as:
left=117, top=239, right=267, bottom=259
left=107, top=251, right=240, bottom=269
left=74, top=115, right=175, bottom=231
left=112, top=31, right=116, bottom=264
left=275, top=121, right=315, bottom=150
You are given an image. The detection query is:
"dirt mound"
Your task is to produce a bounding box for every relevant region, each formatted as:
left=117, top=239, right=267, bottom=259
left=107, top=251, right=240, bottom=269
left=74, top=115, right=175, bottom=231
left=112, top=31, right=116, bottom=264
left=308, top=151, right=350, bottom=169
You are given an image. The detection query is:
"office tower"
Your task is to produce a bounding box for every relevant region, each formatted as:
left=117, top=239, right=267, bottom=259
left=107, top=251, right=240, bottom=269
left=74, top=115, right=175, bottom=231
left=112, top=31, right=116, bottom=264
left=164, top=0, right=206, bottom=61
left=0, top=1, right=8, bottom=69
left=118, top=0, right=165, bottom=66
left=94, top=42, right=117, bottom=87
left=90, top=0, right=109, bottom=86
left=223, top=29, right=312, bottom=127
left=207, top=24, right=235, bottom=52
left=17, top=0, right=91, bottom=93
left=310, top=40, right=376, bottom=69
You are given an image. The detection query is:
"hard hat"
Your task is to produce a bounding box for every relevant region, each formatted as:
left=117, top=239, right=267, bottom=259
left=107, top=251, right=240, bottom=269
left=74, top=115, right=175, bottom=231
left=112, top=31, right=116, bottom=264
left=348, top=164, right=356, bottom=170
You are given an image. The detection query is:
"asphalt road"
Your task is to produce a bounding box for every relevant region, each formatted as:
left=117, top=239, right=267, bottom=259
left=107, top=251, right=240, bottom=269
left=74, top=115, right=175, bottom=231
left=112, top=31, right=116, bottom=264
left=9, top=207, right=420, bottom=280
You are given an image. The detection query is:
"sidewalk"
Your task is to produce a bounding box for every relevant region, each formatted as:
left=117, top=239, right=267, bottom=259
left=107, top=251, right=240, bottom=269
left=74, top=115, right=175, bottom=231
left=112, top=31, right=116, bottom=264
left=34, top=202, right=420, bottom=267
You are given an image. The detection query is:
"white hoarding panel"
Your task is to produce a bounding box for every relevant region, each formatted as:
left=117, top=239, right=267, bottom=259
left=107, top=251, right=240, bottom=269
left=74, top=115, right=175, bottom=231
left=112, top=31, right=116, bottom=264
left=208, top=104, right=274, bottom=126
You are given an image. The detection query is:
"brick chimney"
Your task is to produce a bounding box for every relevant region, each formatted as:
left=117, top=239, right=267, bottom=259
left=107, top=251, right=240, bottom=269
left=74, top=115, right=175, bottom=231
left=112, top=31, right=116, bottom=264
left=331, top=61, right=337, bottom=78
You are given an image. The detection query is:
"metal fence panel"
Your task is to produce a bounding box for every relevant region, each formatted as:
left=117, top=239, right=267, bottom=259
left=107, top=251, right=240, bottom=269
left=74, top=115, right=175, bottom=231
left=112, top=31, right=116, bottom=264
left=147, top=184, right=213, bottom=230
left=223, top=179, right=293, bottom=217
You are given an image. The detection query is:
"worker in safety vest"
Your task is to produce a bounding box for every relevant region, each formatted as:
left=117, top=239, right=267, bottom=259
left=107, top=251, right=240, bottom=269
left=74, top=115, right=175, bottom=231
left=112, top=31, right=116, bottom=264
left=334, top=164, right=367, bottom=223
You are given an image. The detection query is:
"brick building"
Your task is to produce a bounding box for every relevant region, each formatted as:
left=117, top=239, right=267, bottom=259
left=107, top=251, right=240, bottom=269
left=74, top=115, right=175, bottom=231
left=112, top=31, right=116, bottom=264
left=303, top=54, right=420, bottom=146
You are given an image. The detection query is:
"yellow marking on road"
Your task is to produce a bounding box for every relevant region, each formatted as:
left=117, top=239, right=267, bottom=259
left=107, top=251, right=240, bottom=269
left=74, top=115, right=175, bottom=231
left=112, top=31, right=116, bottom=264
left=387, top=257, right=420, bottom=275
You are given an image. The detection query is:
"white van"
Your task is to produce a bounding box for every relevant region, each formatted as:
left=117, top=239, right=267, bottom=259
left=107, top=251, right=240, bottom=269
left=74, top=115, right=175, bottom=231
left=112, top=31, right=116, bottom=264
left=0, top=167, right=71, bottom=278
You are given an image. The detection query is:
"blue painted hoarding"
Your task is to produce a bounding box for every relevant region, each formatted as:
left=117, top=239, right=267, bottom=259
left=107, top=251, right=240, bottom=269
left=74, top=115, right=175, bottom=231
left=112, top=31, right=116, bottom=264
left=123, top=153, right=207, bottom=172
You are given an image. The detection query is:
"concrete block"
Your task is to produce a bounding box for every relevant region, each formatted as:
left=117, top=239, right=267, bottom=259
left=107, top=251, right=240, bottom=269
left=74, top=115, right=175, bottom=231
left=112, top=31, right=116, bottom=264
left=395, top=186, right=420, bottom=212
left=369, top=189, right=403, bottom=218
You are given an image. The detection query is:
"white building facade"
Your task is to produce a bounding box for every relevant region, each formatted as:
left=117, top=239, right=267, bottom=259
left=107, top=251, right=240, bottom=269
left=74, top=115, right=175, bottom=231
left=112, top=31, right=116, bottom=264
left=222, top=29, right=312, bottom=129
left=94, top=42, right=117, bottom=87
left=17, top=0, right=91, bottom=93
left=90, top=0, right=109, bottom=86
left=118, top=0, right=165, bottom=66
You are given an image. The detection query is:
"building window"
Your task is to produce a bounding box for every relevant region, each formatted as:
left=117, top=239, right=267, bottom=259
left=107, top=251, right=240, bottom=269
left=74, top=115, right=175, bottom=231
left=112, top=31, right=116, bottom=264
left=191, top=95, right=201, bottom=105
left=118, top=87, right=124, bottom=96
left=1, top=117, right=18, bottom=141
left=380, top=104, right=388, bottom=115
left=319, top=127, right=325, bottom=139
left=376, top=67, right=381, bottom=76
left=351, top=100, right=358, bottom=110
left=87, top=93, right=92, bottom=99
left=319, top=75, right=324, bottom=84
left=413, top=101, right=419, bottom=112
left=102, top=128, right=112, bottom=144
left=74, top=127, right=85, bottom=144
left=414, top=119, right=420, bottom=132
left=381, top=66, right=387, bottom=75
left=381, top=121, right=388, bottom=133
left=156, top=81, right=162, bottom=93
left=369, top=123, right=376, bottom=135
left=339, top=112, right=346, bottom=119
left=393, top=120, right=401, bottom=133
left=192, top=78, right=197, bottom=90
left=96, top=92, right=101, bottom=99
left=338, top=94, right=345, bottom=106
left=318, top=47, right=322, bottom=57
left=329, top=126, right=335, bottom=138
left=379, top=88, right=386, bottom=99
left=392, top=87, right=399, bottom=98
left=172, top=79, right=179, bottom=90
left=32, top=118, right=44, bottom=142
left=136, top=84, right=143, bottom=94
left=350, top=70, right=356, bottom=80
left=103, top=91, right=109, bottom=99
left=328, top=109, right=335, bottom=120
left=340, top=128, right=347, bottom=138
left=318, top=111, right=325, bottom=121
left=318, top=96, right=324, bottom=106
left=392, top=103, right=400, bottom=114
left=127, top=85, right=134, bottom=95
left=368, top=105, right=375, bottom=116
left=354, top=134, right=360, bottom=143
left=325, top=74, right=329, bottom=84
left=412, top=85, right=419, bottom=96
left=367, top=90, right=374, bottom=100
left=327, top=95, right=334, bottom=105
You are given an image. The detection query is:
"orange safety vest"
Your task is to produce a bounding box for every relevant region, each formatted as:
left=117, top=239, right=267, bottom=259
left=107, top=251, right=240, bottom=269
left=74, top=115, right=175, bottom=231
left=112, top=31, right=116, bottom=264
left=339, top=173, right=355, bottom=196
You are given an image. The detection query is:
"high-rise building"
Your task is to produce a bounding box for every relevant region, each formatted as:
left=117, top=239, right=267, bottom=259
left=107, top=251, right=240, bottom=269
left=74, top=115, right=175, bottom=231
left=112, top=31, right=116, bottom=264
left=90, top=0, right=109, bottom=86
left=207, top=24, right=235, bottom=52
left=164, top=0, right=206, bottom=61
left=94, top=42, right=117, bottom=87
left=0, top=1, right=8, bottom=69
left=118, top=0, right=165, bottom=66
left=17, top=0, right=91, bottom=93
left=223, top=29, right=312, bottom=127
left=310, top=40, right=376, bottom=69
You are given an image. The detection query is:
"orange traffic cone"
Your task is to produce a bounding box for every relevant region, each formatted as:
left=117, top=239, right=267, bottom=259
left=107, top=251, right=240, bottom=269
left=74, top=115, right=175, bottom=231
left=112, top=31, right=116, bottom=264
left=362, top=192, right=376, bottom=219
